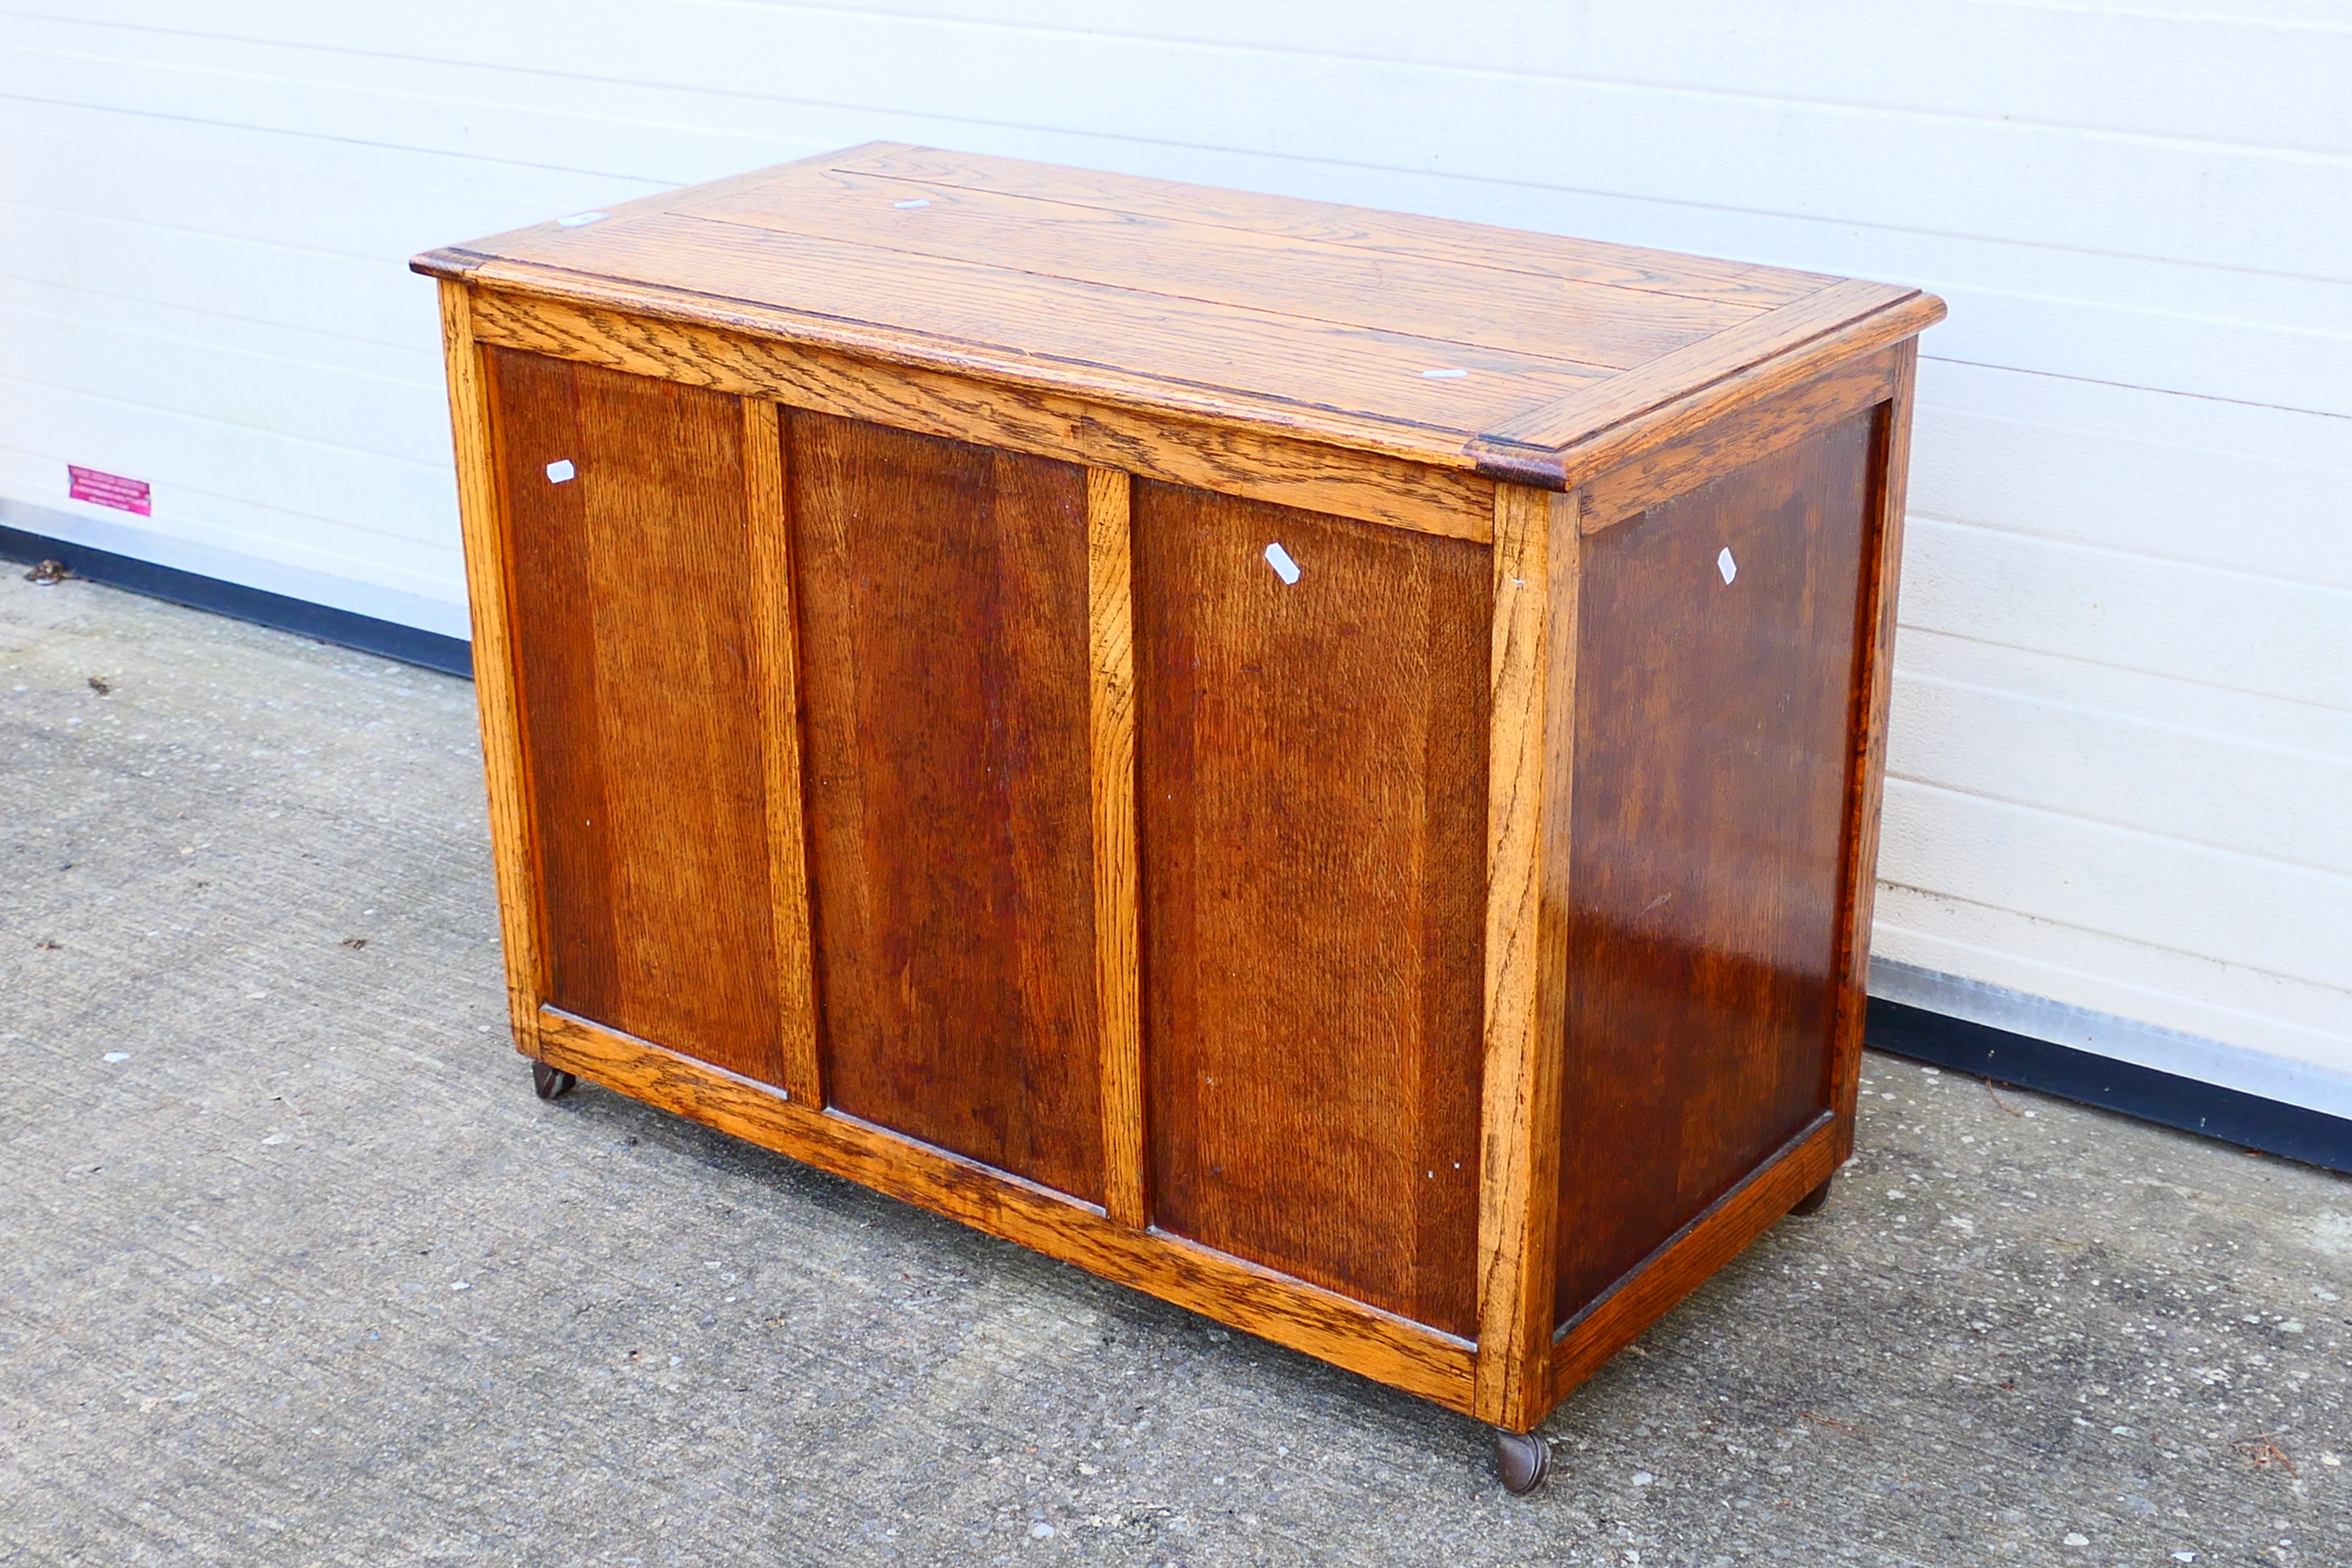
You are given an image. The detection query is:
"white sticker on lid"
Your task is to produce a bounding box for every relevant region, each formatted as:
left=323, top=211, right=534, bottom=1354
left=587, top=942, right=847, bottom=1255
left=1420, top=367, right=1469, bottom=379
left=1717, top=546, right=1737, bottom=584
left=892, top=198, right=931, bottom=209
left=546, top=459, right=576, bottom=483
left=557, top=211, right=609, bottom=228
left=1264, top=541, right=1301, bottom=584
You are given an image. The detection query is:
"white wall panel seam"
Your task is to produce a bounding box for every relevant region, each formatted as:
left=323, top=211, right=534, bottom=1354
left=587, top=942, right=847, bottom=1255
left=2, top=116, right=678, bottom=218
left=0, top=199, right=456, bottom=278
left=17, top=30, right=2342, bottom=197
left=1872, top=897, right=2352, bottom=1047
left=0, top=79, right=728, bottom=188
left=18, top=26, right=2350, bottom=162
left=0, top=273, right=417, bottom=349
left=1917, top=355, right=2352, bottom=425
left=1893, top=669, right=2352, bottom=771
left=10, top=34, right=2346, bottom=279
left=1871, top=884, right=2348, bottom=1002
left=4, top=304, right=440, bottom=394
left=1888, top=622, right=2352, bottom=716
left=1881, top=787, right=2352, bottom=989
left=18, top=3, right=2347, bottom=144
left=1883, top=771, right=2352, bottom=886
left=1903, top=509, right=2352, bottom=593
left=0, top=362, right=446, bottom=465
left=1870, top=909, right=2352, bottom=1041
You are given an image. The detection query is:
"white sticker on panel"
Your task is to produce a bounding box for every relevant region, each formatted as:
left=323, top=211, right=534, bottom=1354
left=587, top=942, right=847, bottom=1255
left=1264, top=542, right=1301, bottom=584
left=546, top=459, right=577, bottom=483
left=893, top=198, right=931, bottom=209
left=1717, top=546, right=1737, bottom=585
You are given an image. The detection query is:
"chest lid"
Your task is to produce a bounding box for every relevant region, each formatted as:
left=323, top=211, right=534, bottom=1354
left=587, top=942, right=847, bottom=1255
left=414, top=143, right=1942, bottom=489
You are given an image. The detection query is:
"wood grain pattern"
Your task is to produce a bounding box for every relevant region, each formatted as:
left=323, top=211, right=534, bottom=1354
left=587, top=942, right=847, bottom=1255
left=1477, top=278, right=1913, bottom=448
left=413, top=143, right=868, bottom=284
left=1471, top=484, right=1575, bottom=1431
left=1088, top=468, right=1148, bottom=1230
left=791, top=410, right=1105, bottom=1202
left=463, top=259, right=1486, bottom=475
left=1550, top=1112, right=1840, bottom=1400
left=742, top=396, right=823, bottom=1105
left=681, top=165, right=1762, bottom=372
left=1469, top=283, right=1945, bottom=488
left=1134, top=483, right=1489, bottom=1338
left=1828, top=342, right=1919, bottom=1162
left=420, top=145, right=1944, bottom=492
left=534, top=1004, right=1478, bottom=1412
left=832, top=145, right=1838, bottom=307
left=468, top=290, right=1493, bottom=537
left=487, top=214, right=1610, bottom=434
left=1553, top=413, right=1875, bottom=1326
left=426, top=148, right=1943, bottom=1436
left=1579, top=346, right=1904, bottom=534
left=436, top=282, right=546, bottom=1057
left=486, top=347, right=786, bottom=1086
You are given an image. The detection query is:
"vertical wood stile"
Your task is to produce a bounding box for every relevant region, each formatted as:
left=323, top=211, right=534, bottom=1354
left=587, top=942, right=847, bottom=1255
left=1473, top=483, right=1575, bottom=1429
left=1088, top=467, right=1148, bottom=1229
left=437, top=280, right=547, bottom=1056
left=743, top=398, right=825, bottom=1105
left=1826, top=340, right=1919, bottom=1161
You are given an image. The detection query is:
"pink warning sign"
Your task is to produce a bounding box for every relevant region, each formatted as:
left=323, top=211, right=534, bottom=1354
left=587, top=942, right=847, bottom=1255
left=68, top=464, right=152, bottom=517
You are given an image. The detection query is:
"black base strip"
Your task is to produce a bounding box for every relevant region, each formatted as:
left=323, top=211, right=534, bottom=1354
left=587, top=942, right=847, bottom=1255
left=1869, top=996, right=2352, bottom=1177
left=1, top=523, right=472, bottom=679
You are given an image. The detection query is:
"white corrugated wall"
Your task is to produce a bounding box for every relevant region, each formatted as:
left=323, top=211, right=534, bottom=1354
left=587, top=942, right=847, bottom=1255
left=5, top=3, right=2347, bottom=1107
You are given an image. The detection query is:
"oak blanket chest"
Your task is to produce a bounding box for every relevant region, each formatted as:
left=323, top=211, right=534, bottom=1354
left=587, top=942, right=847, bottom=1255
left=414, top=144, right=1943, bottom=1488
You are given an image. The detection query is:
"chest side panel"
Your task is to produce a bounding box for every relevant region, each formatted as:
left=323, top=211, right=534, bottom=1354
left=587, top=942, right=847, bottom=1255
left=1134, top=482, right=1489, bottom=1339
left=485, top=347, right=785, bottom=1085
left=1553, top=410, right=1879, bottom=1325
left=789, top=410, right=1106, bottom=1204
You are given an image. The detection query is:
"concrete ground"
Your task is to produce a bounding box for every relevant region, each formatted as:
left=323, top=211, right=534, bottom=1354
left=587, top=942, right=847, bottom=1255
left=2, top=569, right=2347, bottom=1568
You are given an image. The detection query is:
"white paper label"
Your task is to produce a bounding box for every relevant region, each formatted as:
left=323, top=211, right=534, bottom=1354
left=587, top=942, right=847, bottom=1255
left=1264, top=541, right=1301, bottom=584
left=1420, top=367, right=1469, bottom=379
left=1717, top=546, right=1737, bottom=584
left=556, top=211, right=609, bottom=228
left=546, top=459, right=577, bottom=483
left=893, top=198, right=931, bottom=209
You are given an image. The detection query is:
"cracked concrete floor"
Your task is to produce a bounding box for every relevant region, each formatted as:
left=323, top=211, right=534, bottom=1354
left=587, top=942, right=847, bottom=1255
left=2, top=570, right=2348, bottom=1567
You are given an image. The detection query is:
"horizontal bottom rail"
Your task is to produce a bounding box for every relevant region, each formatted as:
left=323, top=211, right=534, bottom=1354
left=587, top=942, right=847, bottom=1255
left=531, top=1006, right=1478, bottom=1414
left=1549, top=1111, right=1840, bottom=1405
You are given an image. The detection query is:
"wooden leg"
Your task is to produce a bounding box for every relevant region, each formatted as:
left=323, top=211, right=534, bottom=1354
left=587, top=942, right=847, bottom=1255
left=1494, top=1428, right=1550, bottom=1494
left=1790, top=1174, right=1834, bottom=1216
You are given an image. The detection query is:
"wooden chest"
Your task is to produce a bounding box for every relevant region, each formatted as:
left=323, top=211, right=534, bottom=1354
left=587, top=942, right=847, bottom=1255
left=414, top=143, right=1942, bottom=1481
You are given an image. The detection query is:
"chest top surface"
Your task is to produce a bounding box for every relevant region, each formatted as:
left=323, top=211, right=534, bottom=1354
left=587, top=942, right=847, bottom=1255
left=414, top=143, right=1942, bottom=486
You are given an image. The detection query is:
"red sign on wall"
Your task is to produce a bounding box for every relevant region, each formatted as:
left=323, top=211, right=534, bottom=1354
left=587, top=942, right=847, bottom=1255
left=68, top=464, right=152, bottom=517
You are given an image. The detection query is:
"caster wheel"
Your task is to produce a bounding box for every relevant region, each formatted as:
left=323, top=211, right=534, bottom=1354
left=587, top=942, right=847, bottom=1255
left=532, top=1061, right=577, bottom=1101
left=1790, top=1174, right=1834, bottom=1216
left=1495, top=1429, right=1550, bottom=1495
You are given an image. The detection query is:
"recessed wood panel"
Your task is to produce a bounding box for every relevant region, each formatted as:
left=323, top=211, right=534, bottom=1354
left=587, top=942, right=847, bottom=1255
left=437, top=149, right=1941, bottom=1439
left=790, top=411, right=1105, bottom=1203
left=485, top=347, right=784, bottom=1085
left=1553, top=410, right=1879, bottom=1325
left=1135, top=483, right=1489, bottom=1339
